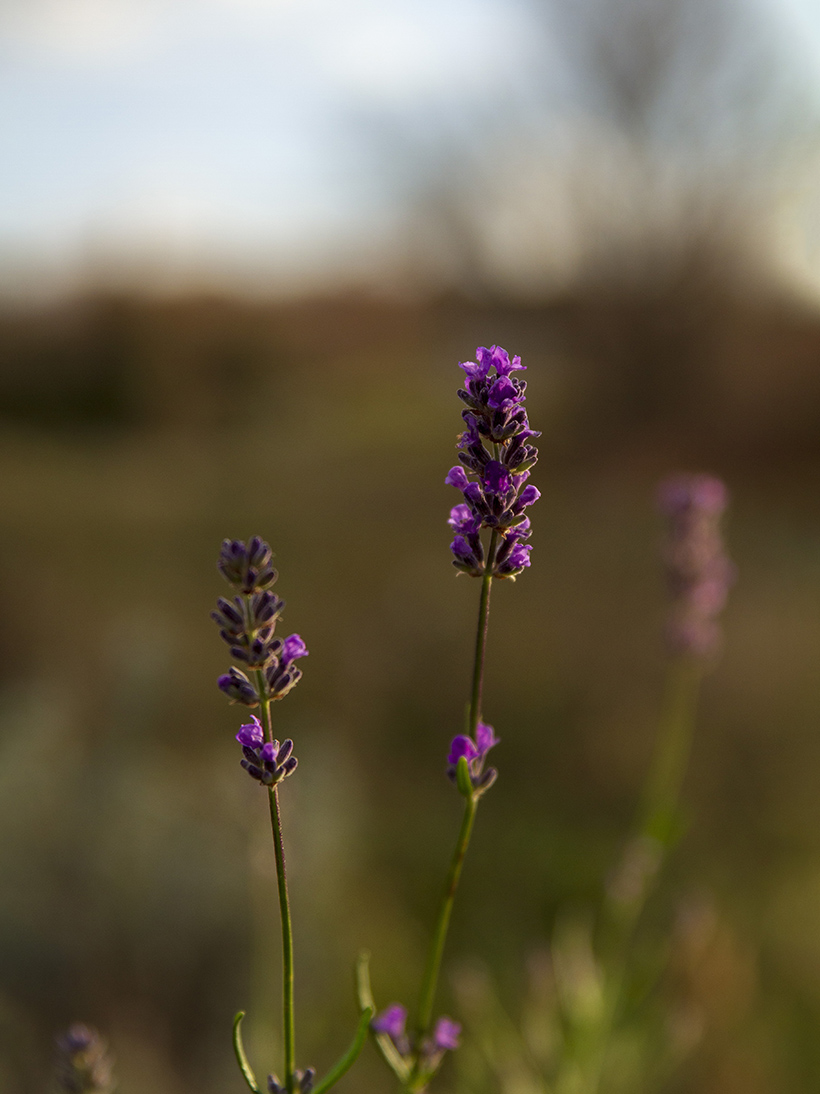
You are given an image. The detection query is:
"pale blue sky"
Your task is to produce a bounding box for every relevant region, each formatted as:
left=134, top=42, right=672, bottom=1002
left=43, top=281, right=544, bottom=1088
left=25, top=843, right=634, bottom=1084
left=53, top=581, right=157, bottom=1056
left=2, top=0, right=820, bottom=298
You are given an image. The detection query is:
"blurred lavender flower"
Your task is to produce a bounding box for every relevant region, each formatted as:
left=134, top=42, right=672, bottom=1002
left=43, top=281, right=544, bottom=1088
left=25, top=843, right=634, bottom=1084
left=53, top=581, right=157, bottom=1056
left=446, top=346, right=540, bottom=578
left=370, top=1005, right=460, bottom=1077
left=658, top=475, right=735, bottom=658
left=447, top=722, right=499, bottom=794
left=237, top=716, right=298, bottom=786
left=212, top=537, right=308, bottom=707
left=430, top=1017, right=461, bottom=1051
left=418, top=1016, right=462, bottom=1073
left=371, top=1004, right=411, bottom=1055
left=55, top=1024, right=114, bottom=1094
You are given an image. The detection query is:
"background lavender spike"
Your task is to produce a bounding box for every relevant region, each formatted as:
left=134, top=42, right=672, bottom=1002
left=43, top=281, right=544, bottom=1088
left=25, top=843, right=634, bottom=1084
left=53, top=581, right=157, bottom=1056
left=446, top=345, right=540, bottom=579
left=54, top=1024, right=115, bottom=1094
left=657, top=474, right=735, bottom=659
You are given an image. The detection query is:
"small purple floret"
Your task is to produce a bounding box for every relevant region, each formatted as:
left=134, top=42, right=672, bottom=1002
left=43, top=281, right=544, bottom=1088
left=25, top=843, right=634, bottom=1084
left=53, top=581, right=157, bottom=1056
left=371, top=1004, right=408, bottom=1041
left=432, top=1017, right=461, bottom=1051
left=448, top=721, right=499, bottom=792
left=281, top=634, right=309, bottom=666
left=236, top=716, right=264, bottom=748
left=445, top=466, right=469, bottom=490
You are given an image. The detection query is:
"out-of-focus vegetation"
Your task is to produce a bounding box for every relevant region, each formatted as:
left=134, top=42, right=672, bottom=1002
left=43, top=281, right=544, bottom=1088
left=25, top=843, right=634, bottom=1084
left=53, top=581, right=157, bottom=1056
left=2, top=276, right=820, bottom=1093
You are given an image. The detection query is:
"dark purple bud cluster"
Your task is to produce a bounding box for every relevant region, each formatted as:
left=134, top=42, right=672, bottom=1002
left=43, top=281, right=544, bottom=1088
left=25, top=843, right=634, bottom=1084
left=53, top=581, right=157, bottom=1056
left=212, top=538, right=308, bottom=707
left=371, top=1005, right=461, bottom=1079
left=657, top=475, right=735, bottom=659
left=236, top=716, right=298, bottom=786
left=446, top=346, right=540, bottom=578
left=219, top=535, right=277, bottom=593
left=55, top=1024, right=115, bottom=1094
left=268, top=1067, right=315, bottom=1094
left=447, top=721, right=499, bottom=794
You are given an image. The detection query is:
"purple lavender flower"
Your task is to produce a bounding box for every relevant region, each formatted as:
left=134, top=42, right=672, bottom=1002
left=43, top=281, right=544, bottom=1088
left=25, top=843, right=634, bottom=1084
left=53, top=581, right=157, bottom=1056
left=217, top=666, right=259, bottom=706
left=236, top=716, right=298, bottom=786
left=446, top=346, right=539, bottom=578
left=266, top=633, right=309, bottom=699
left=658, top=474, right=735, bottom=658
left=448, top=721, right=499, bottom=793
left=431, top=1017, right=461, bottom=1051
left=213, top=537, right=308, bottom=709
left=417, top=1016, right=462, bottom=1075
left=371, top=1004, right=411, bottom=1056
left=55, top=1024, right=114, bottom=1094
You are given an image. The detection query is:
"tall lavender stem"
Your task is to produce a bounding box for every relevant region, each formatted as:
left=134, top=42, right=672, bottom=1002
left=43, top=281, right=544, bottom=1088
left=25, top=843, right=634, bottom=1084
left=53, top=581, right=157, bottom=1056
left=254, top=668, right=297, bottom=1094
left=416, top=527, right=498, bottom=1050
left=370, top=347, right=538, bottom=1092
left=212, top=538, right=308, bottom=1094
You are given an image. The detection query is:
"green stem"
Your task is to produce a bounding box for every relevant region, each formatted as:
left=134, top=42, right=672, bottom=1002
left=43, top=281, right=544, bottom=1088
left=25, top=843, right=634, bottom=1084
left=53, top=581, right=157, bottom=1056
left=253, top=661, right=296, bottom=1094
left=269, top=785, right=296, bottom=1094
left=468, top=529, right=498, bottom=734
left=415, top=794, right=478, bottom=1041
left=407, top=528, right=500, bottom=1090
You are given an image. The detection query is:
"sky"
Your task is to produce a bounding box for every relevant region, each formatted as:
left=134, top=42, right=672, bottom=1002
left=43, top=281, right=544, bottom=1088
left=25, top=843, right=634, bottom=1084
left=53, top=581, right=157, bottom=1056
left=3, top=0, right=820, bottom=300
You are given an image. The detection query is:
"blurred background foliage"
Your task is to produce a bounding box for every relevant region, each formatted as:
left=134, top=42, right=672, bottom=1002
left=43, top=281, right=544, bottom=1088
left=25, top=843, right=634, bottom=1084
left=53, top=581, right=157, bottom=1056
left=3, top=1, right=820, bottom=1092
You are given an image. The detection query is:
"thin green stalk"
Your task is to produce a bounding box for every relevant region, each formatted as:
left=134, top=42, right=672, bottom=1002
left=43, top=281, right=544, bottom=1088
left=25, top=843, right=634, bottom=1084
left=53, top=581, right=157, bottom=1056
left=268, top=785, right=296, bottom=1094
left=415, top=794, right=478, bottom=1040
left=413, top=530, right=498, bottom=1062
left=253, top=661, right=296, bottom=1094
left=468, top=529, right=498, bottom=734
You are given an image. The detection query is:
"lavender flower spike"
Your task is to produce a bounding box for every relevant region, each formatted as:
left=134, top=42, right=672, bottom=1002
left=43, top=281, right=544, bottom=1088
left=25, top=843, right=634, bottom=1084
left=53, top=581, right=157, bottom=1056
left=446, top=345, right=540, bottom=577
left=213, top=536, right=308, bottom=711
left=658, top=474, right=735, bottom=658
left=417, top=1016, right=462, bottom=1076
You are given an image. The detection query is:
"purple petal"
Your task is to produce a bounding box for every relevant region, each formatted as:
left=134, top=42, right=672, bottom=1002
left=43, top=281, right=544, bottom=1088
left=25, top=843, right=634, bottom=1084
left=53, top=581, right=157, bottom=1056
left=448, top=735, right=479, bottom=765
left=236, top=716, right=264, bottom=747
left=508, top=544, right=532, bottom=568
left=445, top=466, right=470, bottom=490
left=487, top=375, right=519, bottom=409
left=474, top=722, right=498, bottom=757
left=450, top=535, right=472, bottom=560
left=281, top=634, right=308, bottom=665
left=371, top=1004, right=408, bottom=1040
left=506, top=517, right=531, bottom=542
left=448, top=503, right=477, bottom=533
left=484, top=461, right=512, bottom=496
left=463, top=482, right=484, bottom=506
left=432, top=1016, right=461, bottom=1051
left=518, top=484, right=541, bottom=508
left=261, top=740, right=280, bottom=765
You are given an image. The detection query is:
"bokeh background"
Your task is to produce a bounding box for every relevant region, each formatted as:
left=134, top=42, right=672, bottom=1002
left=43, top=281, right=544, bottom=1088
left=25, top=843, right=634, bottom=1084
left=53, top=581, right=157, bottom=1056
left=3, top=1, right=820, bottom=1091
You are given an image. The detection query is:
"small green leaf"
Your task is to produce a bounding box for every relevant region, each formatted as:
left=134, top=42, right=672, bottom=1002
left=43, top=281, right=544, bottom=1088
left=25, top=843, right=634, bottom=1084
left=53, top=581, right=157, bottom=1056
left=312, top=1006, right=374, bottom=1094
left=232, top=1011, right=261, bottom=1094
left=456, top=755, right=473, bottom=798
